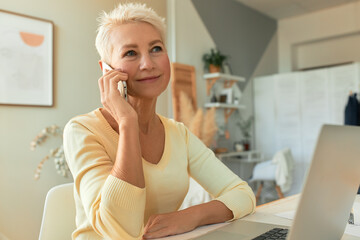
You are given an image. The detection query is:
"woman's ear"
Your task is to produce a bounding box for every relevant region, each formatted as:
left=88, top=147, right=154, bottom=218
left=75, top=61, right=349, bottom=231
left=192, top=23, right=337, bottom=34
left=98, top=60, right=104, bottom=72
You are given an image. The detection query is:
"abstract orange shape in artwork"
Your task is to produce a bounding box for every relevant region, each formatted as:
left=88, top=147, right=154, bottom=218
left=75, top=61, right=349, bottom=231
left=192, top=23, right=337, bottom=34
left=19, top=32, right=44, bottom=47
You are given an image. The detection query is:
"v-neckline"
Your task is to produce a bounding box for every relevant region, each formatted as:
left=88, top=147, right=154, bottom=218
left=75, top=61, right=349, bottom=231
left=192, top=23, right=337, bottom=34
left=95, top=108, right=169, bottom=169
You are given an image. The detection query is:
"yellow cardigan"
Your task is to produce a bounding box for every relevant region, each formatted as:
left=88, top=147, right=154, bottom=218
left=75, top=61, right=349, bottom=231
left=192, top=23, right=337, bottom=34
left=63, top=108, right=255, bottom=240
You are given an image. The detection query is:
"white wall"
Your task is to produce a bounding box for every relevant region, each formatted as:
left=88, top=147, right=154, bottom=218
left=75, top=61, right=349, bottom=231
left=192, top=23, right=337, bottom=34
left=167, top=0, right=216, bottom=112
left=278, top=1, right=360, bottom=72
left=0, top=1, right=166, bottom=239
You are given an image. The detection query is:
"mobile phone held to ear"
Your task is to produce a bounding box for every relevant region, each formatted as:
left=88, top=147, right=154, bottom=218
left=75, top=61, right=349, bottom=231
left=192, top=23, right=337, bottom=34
left=102, top=61, right=128, bottom=101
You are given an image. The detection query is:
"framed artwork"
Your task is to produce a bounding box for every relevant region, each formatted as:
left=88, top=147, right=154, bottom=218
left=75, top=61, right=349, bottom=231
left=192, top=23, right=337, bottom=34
left=0, top=9, right=53, bottom=107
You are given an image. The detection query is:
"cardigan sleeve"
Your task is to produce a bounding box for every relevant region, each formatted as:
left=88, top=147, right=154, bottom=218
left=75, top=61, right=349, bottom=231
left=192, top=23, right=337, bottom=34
left=63, top=120, right=146, bottom=239
left=183, top=125, right=256, bottom=220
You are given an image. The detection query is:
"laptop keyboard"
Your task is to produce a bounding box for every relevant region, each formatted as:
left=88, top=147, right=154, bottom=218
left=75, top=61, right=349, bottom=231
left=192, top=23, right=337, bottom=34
left=251, top=228, right=288, bottom=240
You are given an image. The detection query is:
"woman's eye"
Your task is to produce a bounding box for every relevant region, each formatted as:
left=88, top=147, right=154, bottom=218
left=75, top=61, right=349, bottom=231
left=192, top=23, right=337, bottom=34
left=124, top=50, right=136, bottom=57
left=151, top=46, right=162, bottom=53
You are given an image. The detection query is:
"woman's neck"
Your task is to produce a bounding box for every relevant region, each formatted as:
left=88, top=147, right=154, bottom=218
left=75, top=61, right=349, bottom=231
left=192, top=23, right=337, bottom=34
left=128, top=96, right=158, bottom=134
left=100, top=97, right=159, bottom=135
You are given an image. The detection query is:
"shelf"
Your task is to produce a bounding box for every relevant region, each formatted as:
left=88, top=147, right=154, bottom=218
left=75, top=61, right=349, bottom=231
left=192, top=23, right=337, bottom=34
left=205, top=103, right=245, bottom=123
left=204, top=102, right=245, bottom=109
left=203, top=72, right=246, bottom=82
left=204, top=72, right=246, bottom=96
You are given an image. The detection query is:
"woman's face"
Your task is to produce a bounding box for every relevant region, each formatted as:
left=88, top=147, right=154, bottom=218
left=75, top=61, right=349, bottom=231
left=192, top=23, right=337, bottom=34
left=109, top=22, right=170, bottom=100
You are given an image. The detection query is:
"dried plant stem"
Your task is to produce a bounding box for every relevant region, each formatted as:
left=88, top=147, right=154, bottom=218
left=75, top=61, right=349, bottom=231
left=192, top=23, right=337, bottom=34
left=178, top=91, right=218, bottom=148
left=202, top=107, right=218, bottom=147
left=179, top=91, right=195, bottom=127
left=189, top=108, right=204, bottom=139
left=34, top=155, right=50, bottom=180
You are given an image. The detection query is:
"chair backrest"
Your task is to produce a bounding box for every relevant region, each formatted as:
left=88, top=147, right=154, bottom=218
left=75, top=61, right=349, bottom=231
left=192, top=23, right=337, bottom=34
left=170, top=62, right=197, bottom=121
left=38, top=183, right=75, bottom=240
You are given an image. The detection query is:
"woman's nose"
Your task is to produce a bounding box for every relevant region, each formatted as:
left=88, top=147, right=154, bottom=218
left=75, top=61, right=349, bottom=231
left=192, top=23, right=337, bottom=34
left=139, top=53, right=155, bottom=71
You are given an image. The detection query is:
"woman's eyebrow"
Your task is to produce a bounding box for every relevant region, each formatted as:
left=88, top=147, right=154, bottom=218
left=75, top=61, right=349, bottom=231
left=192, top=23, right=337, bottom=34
left=119, top=40, right=163, bottom=52
left=149, top=39, right=163, bottom=46
left=120, top=44, right=138, bottom=51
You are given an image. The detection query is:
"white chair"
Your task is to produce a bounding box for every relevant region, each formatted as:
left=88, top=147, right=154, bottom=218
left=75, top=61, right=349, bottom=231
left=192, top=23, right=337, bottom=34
left=39, top=183, right=76, bottom=240
left=179, top=177, right=212, bottom=210
left=249, top=148, right=294, bottom=203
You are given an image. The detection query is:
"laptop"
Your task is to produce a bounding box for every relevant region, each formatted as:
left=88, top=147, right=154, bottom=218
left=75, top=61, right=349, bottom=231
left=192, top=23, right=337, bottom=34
left=193, top=124, right=360, bottom=240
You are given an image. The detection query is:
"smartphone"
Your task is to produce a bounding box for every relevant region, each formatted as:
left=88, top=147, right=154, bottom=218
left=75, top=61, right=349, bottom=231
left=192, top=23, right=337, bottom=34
left=102, top=62, right=128, bottom=101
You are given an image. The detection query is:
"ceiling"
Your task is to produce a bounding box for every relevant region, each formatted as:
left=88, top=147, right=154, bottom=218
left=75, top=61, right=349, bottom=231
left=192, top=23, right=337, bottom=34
left=236, top=0, right=360, bottom=19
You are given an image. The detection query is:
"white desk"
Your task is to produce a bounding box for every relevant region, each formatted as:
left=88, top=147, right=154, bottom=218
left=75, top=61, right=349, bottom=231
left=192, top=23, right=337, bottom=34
left=156, top=195, right=360, bottom=240
left=216, top=150, right=264, bottom=163
left=216, top=150, right=264, bottom=181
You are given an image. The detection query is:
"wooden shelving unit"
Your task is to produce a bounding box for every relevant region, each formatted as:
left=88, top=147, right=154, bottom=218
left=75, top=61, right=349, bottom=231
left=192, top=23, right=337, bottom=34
left=204, top=72, right=246, bottom=123
left=203, top=72, right=245, bottom=96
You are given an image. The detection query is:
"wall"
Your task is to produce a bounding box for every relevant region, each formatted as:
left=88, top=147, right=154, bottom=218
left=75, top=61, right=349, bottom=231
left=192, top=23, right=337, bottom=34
left=278, top=1, right=360, bottom=73
left=167, top=0, right=216, bottom=111
left=192, top=0, right=277, bottom=89
left=169, top=0, right=278, bottom=180
left=188, top=0, right=277, bottom=152
left=0, top=1, right=166, bottom=239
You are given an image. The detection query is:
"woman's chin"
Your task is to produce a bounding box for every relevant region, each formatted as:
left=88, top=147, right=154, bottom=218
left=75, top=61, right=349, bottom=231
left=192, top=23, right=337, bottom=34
left=129, top=91, right=162, bottom=101
left=130, top=86, right=168, bottom=100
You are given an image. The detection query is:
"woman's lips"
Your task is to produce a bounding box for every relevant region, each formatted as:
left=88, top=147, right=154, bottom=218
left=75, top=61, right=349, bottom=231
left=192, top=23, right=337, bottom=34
left=137, top=75, right=160, bottom=82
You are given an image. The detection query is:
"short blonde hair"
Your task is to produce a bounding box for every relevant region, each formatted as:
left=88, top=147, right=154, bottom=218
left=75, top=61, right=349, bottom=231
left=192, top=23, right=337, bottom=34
left=95, top=3, right=166, bottom=63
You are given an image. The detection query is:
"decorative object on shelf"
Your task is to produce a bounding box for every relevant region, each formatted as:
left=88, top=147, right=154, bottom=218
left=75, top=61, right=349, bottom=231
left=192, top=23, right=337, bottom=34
left=179, top=91, right=218, bottom=147
left=0, top=9, right=54, bottom=107
left=219, top=88, right=233, bottom=104
left=30, top=125, right=70, bottom=180
left=223, top=61, right=233, bottom=75
left=219, top=94, right=227, bottom=103
left=234, top=97, right=239, bottom=105
left=237, top=116, right=254, bottom=151
left=210, top=91, right=217, bottom=103
left=202, top=48, right=227, bottom=73
left=234, top=141, right=244, bottom=152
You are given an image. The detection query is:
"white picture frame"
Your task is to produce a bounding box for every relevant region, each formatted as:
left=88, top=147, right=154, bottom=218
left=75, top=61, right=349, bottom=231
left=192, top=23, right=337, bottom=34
left=0, top=9, right=53, bottom=107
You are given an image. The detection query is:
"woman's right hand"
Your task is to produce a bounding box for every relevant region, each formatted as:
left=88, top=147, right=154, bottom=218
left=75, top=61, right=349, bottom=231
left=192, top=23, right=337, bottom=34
left=98, top=69, right=137, bottom=125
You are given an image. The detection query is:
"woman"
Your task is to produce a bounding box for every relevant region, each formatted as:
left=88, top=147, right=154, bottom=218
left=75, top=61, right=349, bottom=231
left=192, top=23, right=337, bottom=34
left=63, top=3, right=255, bottom=240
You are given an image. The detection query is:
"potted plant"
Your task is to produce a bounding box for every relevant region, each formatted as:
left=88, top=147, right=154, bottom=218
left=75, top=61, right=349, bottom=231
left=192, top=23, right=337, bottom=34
left=202, top=48, right=227, bottom=73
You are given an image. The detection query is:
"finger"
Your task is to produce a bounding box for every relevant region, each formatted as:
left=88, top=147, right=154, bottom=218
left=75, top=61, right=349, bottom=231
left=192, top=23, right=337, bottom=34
left=109, top=75, right=128, bottom=95
left=144, top=222, right=167, bottom=236
left=98, top=77, right=104, bottom=94
left=144, top=216, right=168, bottom=235
left=102, top=75, right=110, bottom=95
left=143, top=217, right=154, bottom=234
left=104, top=69, right=128, bottom=79
left=143, top=227, right=171, bottom=239
left=102, top=71, right=121, bottom=95
left=98, top=77, right=108, bottom=108
left=104, top=71, right=128, bottom=92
